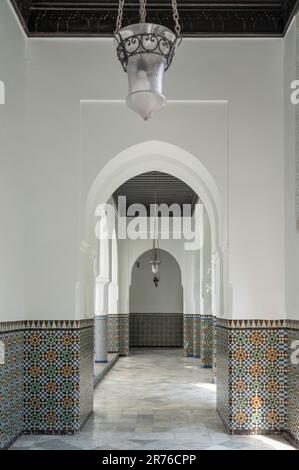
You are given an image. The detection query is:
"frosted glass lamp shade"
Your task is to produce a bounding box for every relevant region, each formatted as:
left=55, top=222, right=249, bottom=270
left=115, top=23, right=177, bottom=120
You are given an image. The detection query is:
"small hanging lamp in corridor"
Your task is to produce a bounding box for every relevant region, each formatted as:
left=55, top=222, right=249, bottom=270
left=150, top=238, right=161, bottom=287
left=114, top=0, right=182, bottom=120
left=150, top=192, right=161, bottom=287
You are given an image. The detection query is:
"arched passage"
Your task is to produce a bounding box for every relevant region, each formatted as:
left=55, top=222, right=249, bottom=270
left=82, top=141, right=226, bottom=391
left=129, top=249, right=183, bottom=349
left=82, top=141, right=227, bottom=323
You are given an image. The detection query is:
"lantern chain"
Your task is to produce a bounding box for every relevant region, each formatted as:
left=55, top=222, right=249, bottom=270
left=139, top=0, right=147, bottom=23
left=115, top=0, right=181, bottom=37
left=115, top=0, right=125, bottom=34
left=172, top=0, right=182, bottom=37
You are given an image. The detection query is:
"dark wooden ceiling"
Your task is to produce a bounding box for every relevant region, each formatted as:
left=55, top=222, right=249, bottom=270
left=113, top=171, right=199, bottom=216
left=11, top=0, right=299, bottom=37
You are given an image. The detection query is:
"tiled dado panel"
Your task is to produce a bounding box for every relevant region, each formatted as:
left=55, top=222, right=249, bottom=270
left=107, top=314, right=129, bottom=356
left=216, top=325, right=230, bottom=427
left=79, top=326, right=94, bottom=428
left=108, top=314, right=120, bottom=353
left=183, top=314, right=194, bottom=357
left=119, top=314, right=129, bottom=356
left=129, top=313, right=183, bottom=348
left=23, top=329, right=81, bottom=433
left=183, top=315, right=216, bottom=372
left=0, top=320, right=94, bottom=448
left=23, top=321, right=94, bottom=434
left=200, top=315, right=215, bottom=369
left=286, top=322, right=299, bottom=446
left=0, top=329, right=24, bottom=449
left=216, top=320, right=288, bottom=434
left=193, top=315, right=201, bottom=358
left=212, top=318, right=217, bottom=384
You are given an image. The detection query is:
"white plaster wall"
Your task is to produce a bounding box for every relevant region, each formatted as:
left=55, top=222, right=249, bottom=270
left=130, top=249, right=183, bottom=313
left=0, top=3, right=289, bottom=321
left=202, top=209, right=212, bottom=316
left=0, top=1, right=26, bottom=321
left=284, top=18, right=299, bottom=321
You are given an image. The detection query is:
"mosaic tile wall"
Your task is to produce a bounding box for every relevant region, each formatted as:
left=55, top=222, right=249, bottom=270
left=129, top=313, right=183, bottom=348
left=183, top=314, right=194, bottom=357
left=216, top=319, right=289, bottom=434
left=200, top=315, right=214, bottom=368
left=79, top=325, right=94, bottom=428
left=216, top=324, right=230, bottom=428
left=213, top=317, right=217, bottom=380
left=286, top=322, right=299, bottom=446
left=23, top=321, right=94, bottom=434
left=183, top=314, right=215, bottom=370
left=23, top=328, right=81, bottom=433
left=193, top=315, right=201, bottom=358
left=1, top=317, right=297, bottom=447
left=107, top=314, right=129, bottom=356
left=0, top=329, right=24, bottom=449
left=0, top=320, right=94, bottom=449
left=107, top=314, right=120, bottom=353
left=119, top=314, right=129, bottom=356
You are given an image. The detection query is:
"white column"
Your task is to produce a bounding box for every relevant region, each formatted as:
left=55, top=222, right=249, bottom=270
left=95, top=315, right=108, bottom=363
left=108, top=282, right=119, bottom=314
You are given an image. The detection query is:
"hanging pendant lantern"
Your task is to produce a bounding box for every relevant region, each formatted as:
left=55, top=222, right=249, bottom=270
left=149, top=192, right=161, bottom=287
left=150, top=242, right=161, bottom=288
left=114, top=0, right=182, bottom=120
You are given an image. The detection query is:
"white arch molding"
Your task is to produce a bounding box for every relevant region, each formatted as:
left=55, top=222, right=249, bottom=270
left=82, top=141, right=227, bottom=318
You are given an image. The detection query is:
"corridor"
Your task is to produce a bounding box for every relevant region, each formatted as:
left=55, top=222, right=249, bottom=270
left=11, top=349, right=294, bottom=451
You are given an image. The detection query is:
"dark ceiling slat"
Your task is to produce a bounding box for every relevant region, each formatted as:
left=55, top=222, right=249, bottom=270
left=11, top=0, right=299, bottom=36
left=112, top=171, right=199, bottom=215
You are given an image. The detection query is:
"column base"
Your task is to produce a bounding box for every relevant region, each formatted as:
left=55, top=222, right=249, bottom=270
left=95, top=314, right=108, bottom=363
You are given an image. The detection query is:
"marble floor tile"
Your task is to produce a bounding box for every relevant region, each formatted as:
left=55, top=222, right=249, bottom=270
left=10, top=348, right=295, bottom=451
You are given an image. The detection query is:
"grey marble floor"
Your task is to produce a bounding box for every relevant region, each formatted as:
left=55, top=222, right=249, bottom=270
left=94, top=353, right=119, bottom=386
left=11, top=348, right=295, bottom=450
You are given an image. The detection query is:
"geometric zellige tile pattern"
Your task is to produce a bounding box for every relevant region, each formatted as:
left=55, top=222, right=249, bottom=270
left=107, top=314, right=129, bottom=356
left=229, top=328, right=288, bottom=432
left=200, top=316, right=214, bottom=368
left=79, top=327, right=94, bottom=428
left=107, top=314, right=120, bottom=353
left=119, top=314, right=129, bottom=356
left=217, top=325, right=288, bottom=433
left=0, top=331, right=24, bottom=449
left=216, top=325, right=230, bottom=428
left=183, top=314, right=215, bottom=370
left=286, top=326, right=299, bottom=445
left=192, top=315, right=201, bottom=358
left=129, top=313, right=183, bottom=348
left=23, top=329, right=81, bottom=434
left=183, top=315, right=194, bottom=357
left=0, top=321, right=94, bottom=448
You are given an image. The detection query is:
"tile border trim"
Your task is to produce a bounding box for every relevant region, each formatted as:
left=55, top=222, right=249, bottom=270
left=216, top=318, right=299, bottom=329
left=0, top=319, right=94, bottom=333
